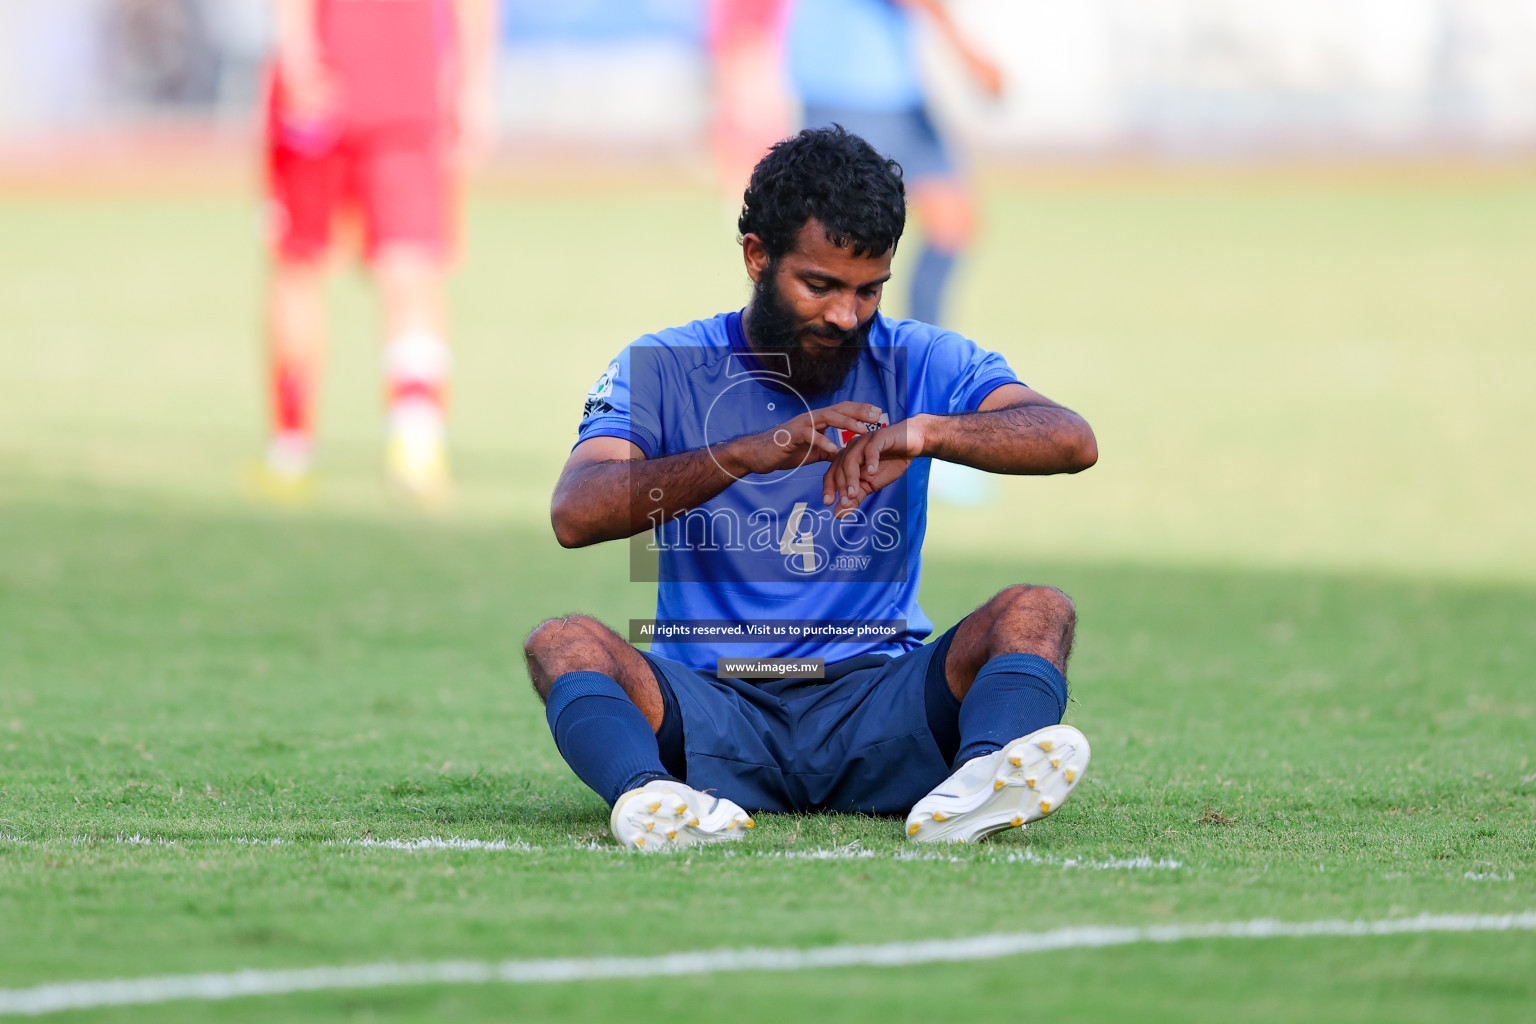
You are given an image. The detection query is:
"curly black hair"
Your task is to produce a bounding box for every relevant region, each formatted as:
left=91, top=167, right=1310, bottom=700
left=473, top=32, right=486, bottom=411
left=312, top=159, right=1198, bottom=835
left=737, top=125, right=906, bottom=260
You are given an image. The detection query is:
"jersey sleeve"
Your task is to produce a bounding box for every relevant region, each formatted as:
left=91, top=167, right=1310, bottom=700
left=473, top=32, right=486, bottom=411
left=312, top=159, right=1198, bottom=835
left=575, top=344, right=664, bottom=458
left=931, top=331, right=1021, bottom=414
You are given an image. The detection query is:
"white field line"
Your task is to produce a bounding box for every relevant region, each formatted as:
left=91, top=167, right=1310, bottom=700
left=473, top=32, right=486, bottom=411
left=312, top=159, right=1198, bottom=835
left=339, top=837, right=538, bottom=852
left=1, top=834, right=1182, bottom=869
left=734, top=842, right=1184, bottom=870
left=2, top=912, right=1533, bottom=1017
left=77, top=835, right=535, bottom=852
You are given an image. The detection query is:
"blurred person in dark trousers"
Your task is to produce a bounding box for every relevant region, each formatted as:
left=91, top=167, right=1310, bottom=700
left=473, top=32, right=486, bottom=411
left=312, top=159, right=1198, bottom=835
left=787, top=0, right=1002, bottom=506
left=786, top=0, right=1001, bottom=330
left=256, top=0, right=496, bottom=505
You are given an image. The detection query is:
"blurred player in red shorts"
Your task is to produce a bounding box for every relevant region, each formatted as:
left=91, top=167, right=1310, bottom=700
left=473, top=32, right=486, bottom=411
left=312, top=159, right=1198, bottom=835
left=258, top=0, right=496, bottom=504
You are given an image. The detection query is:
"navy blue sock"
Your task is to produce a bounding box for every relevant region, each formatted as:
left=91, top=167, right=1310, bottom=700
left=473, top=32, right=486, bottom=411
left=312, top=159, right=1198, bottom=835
left=545, top=671, right=674, bottom=807
left=910, top=245, right=958, bottom=326
left=953, top=654, right=1068, bottom=766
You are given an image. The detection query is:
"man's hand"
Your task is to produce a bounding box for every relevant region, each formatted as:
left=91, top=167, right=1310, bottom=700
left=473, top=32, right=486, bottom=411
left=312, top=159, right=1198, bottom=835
left=820, top=386, right=1099, bottom=517
left=724, top=402, right=885, bottom=478
left=279, top=57, right=338, bottom=121
left=822, top=415, right=931, bottom=517
left=962, top=48, right=1005, bottom=99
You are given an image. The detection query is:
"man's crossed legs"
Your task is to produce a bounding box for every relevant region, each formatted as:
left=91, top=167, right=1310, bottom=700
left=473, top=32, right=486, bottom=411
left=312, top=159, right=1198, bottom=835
left=524, top=585, right=1091, bottom=851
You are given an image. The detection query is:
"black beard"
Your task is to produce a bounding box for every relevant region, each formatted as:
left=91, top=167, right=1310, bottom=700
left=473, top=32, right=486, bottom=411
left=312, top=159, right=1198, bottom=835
left=746, top=268, right=871, bottom=398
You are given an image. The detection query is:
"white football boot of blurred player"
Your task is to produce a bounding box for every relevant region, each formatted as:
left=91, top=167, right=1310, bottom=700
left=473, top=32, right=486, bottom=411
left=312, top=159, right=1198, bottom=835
left=250, top=431, right=315, bottom=504
left=384, top=332, right=452, bottom=506
left=610, top=779, right=755, bottom=852
left=385, top=398, right=451, bottom=506
left=905, top=724, right=1090, bottom=843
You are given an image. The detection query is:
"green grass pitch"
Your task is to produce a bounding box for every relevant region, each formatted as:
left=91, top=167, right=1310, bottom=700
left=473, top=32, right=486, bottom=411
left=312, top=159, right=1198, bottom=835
left=1, top=171, right=1534, bottom=1021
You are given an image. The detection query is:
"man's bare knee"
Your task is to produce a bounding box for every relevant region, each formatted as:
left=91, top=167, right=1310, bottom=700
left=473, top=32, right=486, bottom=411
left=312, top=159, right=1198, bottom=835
left=985, top=585, right=1077, bottom=668
left=997, top=584, right=1075, bottom=624
left=524, top=615, right=616, bottom=703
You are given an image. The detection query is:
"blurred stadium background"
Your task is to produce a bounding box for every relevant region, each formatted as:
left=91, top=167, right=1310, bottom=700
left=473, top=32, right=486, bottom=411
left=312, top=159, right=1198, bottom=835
left=8, top=0, right=1536, bottom=158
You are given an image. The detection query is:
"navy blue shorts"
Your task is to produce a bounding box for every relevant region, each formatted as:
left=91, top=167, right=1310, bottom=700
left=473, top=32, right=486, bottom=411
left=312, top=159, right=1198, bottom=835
left=642, top=626, right=961, bottom=815
left=801, top=104, right=956, bottom=183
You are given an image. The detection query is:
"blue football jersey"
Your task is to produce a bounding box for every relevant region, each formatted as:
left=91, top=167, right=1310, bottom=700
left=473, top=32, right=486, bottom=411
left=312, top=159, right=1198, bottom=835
left=576, top=310, right=1018, bottom=671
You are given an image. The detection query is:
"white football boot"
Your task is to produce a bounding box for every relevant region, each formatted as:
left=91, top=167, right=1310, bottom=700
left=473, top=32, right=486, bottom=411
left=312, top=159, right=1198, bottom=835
left=384, top=397, right=452, bottom=508
left=905, top=724, right=1090, bottom=843
left=610, top=779, right=755, bottom=853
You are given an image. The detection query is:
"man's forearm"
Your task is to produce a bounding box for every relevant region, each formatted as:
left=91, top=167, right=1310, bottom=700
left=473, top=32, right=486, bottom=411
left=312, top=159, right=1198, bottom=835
left=898, top=0, right=964, bottom=53
left=551, top=445, right=745, bottom=548
left=919, top=403, right=1097, bottom=475
left=897, top=0, right=987, bottom=72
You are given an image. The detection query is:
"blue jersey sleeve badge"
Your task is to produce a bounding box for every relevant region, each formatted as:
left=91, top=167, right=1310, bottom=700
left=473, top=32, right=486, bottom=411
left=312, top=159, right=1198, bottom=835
left=583, top=361, right=620, bottom=418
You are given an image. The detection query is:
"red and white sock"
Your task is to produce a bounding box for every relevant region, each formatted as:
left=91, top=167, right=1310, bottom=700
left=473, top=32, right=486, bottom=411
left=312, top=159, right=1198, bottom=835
left=267, top=361, right=313, bottom=476
left=384, top=331, right=451, bottom=448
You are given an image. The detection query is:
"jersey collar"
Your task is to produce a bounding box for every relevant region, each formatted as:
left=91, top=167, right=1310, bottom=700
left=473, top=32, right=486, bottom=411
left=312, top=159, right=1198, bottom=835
left=726, top=309, right=799, bottom=395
